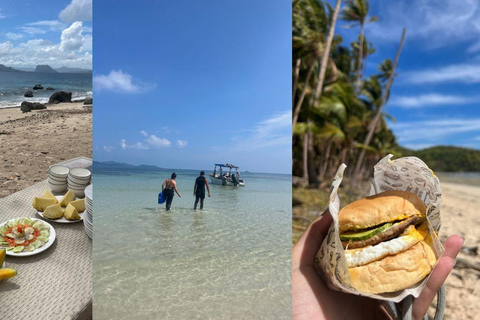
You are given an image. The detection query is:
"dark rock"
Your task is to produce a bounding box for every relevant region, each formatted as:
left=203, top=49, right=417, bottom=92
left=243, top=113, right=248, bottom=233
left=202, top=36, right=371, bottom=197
left=20, top=101, right=46, bottom=113
left=33, top=84, right=43, bottom=90
left=46, top=87, right=55, bottom=90
left=84, top=97, right=92, bottom=105
left=24, top=91, right=34, bottom=97
left=48, top=91, right=72, bottom=104
left=34, top=65, right=58, bottom=73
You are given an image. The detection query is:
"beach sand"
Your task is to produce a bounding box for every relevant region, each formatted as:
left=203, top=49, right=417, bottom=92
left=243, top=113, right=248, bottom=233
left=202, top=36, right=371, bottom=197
left=427, top=182, right=480, bottom=319
left=0, top=102, right=92, bottom=198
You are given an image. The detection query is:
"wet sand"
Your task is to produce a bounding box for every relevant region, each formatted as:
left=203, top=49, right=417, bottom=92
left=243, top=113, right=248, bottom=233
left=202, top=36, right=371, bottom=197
left=0, top=102, right=92, bottom=198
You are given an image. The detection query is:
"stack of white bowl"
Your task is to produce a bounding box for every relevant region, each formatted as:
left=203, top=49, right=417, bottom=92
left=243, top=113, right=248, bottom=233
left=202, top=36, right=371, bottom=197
left=48, top=166, right=69, bottom=193
left=68, top=168, right=91, bottom=198
left=84, top=184, right=93, bottom=239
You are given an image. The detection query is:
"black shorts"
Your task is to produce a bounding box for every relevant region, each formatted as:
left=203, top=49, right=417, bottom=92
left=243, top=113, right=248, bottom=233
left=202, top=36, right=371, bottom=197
left=196, top=189, right=206, bottom=200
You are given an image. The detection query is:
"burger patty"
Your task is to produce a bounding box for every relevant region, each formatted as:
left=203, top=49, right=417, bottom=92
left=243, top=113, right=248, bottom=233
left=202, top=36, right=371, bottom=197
left=341, top=215, right=421, bottom=249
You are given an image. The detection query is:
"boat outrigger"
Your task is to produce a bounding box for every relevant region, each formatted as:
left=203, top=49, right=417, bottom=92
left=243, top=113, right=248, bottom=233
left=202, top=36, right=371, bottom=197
left=209, top=163, right=245, bottom=187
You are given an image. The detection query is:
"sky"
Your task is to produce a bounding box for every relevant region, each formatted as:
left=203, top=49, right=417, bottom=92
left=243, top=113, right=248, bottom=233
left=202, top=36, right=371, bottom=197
left=0, top=0, right=92, bottom=69
left=331, top=0, right=480, bottom=151
left=93, top=0, right=291, bottom=174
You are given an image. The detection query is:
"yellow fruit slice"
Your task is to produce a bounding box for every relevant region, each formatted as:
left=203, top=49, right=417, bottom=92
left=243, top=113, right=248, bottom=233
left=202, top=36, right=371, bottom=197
left=43, top=204, right=64, bottom=219
left=0, top=268, right=17, bottom=280
left=32, top=197, right=57, bottom=212
left=60, top=190, right=75, bottom=207
left=0, top=248, right=5, bottom=266
left=42, top=190, right=59, bottom=204
left=69, top=199, right=85, bottom=213
left=64, top=204, right=80, bottom=220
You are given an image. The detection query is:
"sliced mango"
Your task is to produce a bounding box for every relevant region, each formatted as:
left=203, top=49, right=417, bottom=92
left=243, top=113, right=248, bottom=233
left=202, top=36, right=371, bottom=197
left=0, top=268, right=17, bottom=280
left=64, top=204, right=80, bottom=221
left=43, top=204, right=64, bottom=220
left=42, top=190, right=59, bottom=204
left=60, top=190, right=75, bottom=207
left=69, top=199, right=85, bottom=213
left=0, top=248, right=5, bottom=266
left=32, top=197, right=57, bottom=212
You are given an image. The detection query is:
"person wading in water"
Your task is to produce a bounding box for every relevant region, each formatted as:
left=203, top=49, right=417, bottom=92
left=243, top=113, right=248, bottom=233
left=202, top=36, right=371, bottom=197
left=193, top=171, right=211, bottom=210
left=162, top=172, right=182, bottom=211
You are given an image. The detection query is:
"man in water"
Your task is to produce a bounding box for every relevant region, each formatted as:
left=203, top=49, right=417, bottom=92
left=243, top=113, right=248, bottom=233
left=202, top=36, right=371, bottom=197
left=193, top=171, right=211, bottom=210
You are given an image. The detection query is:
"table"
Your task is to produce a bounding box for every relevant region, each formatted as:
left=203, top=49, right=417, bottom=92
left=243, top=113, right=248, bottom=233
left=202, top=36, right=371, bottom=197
left=0, top=159, right=92, bottom=319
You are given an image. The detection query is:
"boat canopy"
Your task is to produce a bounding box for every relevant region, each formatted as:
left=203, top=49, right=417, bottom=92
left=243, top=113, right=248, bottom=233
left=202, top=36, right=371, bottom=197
left=214, top=163, right=239, bottom=169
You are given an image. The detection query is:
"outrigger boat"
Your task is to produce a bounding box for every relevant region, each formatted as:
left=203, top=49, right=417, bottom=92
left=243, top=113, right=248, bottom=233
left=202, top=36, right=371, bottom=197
left=209, top=163, right=245, bottom=187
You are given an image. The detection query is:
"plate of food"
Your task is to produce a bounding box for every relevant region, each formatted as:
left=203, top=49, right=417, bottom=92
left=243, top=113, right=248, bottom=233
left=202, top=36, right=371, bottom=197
left=0, top=218, right=56, bottom=257
left=34, top=190, right=85, bottom=223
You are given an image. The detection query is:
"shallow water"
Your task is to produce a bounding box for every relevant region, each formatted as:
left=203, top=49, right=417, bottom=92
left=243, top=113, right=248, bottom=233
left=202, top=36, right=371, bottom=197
left=93, top=169, right=292, bottom=319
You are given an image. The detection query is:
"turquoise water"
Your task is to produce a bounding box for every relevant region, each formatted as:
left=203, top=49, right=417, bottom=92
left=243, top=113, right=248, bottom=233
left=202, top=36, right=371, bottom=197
left=93, top=168, right=292, bottom=319
left=0, top=72, right=92, bottom=108
left=436, top=172, right=480, bottom=187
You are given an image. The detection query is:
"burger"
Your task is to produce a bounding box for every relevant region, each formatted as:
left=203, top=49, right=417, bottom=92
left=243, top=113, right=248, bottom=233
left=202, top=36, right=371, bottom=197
left=339, top=190, right=437, bottom=294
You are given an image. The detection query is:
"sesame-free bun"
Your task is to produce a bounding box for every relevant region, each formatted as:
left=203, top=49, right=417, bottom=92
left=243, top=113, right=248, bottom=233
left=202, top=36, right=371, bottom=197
left=339, top=190, right=427, bottom=233
left=348, top=241, right=436, bottom=294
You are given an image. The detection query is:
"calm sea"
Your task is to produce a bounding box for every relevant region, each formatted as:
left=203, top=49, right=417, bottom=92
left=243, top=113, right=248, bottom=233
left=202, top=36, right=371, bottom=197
left=436, top=172, right=480, bottom=187
left=0, top=72, right=92, bottom=108
left=93, top=168, right=292, bottom=319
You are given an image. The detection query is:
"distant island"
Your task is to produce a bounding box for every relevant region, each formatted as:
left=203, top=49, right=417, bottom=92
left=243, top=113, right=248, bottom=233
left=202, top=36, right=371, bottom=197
left=35, top=65, right=58, bottom=73
left=396, top=146, right=480, bottom=172
left=0, top=64, right=92, bottom=74
left=93, top=161, right=164, bottom=174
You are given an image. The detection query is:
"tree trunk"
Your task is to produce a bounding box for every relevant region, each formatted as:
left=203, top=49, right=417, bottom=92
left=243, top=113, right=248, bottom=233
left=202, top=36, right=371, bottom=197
left=292, top=58, right=301, bottom=106
left=303, top=133, right=308, bottom=180
left=292, top=61, right=315, bottom=126
left=355, top=23, right=365, bottom=94
left=307, top=123, right=318, bottom=186
left=319, top=140, right=332, bottom=179
left=354, top=28, right=406, bottom=178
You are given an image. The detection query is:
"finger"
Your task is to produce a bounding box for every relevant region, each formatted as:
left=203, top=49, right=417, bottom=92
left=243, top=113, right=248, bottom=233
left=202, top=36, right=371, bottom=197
left=412, top=235, right=463, bottom=319
left=292, top=209, right=333, bottom=269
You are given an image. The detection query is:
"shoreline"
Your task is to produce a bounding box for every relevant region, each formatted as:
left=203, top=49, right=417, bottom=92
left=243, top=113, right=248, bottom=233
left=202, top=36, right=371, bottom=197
left=0, top=101, right=92, bottom=198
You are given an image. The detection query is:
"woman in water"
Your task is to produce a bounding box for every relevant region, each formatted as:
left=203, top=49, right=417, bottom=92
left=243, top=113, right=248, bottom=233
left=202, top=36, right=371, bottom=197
left=162, top=172, right=182, bottom=211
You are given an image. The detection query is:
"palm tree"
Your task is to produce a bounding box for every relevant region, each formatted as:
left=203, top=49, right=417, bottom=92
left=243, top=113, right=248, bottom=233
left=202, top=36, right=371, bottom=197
left=340, top=0, right=378, bottom=94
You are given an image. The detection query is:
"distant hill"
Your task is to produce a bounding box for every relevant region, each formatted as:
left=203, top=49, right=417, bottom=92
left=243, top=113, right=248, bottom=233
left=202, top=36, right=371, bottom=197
left=93, top=161, right=164, bottom=174
left=55, top=66, right=92, bottom=73
left=0, top=64, right=23, bottom=72
left=395, top=146, right=480, bottom=172
left=35, top=65, right=58, bottom=73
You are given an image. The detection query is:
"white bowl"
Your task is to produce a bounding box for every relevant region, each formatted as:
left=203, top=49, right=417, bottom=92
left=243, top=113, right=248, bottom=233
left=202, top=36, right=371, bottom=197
left=49, top=165, right=69, bottom=177
left=68, top=176, right=90, bottom=186
left=49, top=174, right=67, bottom=183
left=69, top=188, right=85, bottom=198
left=49, top=183, right=67, bottom=193
left=48, top=178, right=67, bottom=186
left=69, top=168, right=91, bottom=179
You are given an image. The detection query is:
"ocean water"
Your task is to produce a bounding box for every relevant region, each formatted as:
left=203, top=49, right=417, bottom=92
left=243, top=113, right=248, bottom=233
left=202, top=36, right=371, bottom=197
left=93, top=168, right=292, bottom=319
left=0, top=72, right=92, bottom=108
left=436, top=172, right=480, bottom=187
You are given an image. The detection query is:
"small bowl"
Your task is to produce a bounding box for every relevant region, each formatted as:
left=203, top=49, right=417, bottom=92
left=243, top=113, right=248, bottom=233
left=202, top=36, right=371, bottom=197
left=49, top=182, right=67, bottom=193
left=68, top=175, right=90, bottom=185
left=68, top=180, right=89, bottom=189
left=49, top=174, right=67, bottom=183
left=48, top=177, right=67, bottom=186
left=69, top=168, right=91, bottom=179
left=69, top=188, right=85, bottom=198
left=49, top=165, right=69, bottom=177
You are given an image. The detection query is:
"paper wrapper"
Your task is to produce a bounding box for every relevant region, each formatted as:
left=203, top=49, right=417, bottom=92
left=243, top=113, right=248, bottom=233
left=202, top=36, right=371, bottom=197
left=314, top=154, right=444, bottom=302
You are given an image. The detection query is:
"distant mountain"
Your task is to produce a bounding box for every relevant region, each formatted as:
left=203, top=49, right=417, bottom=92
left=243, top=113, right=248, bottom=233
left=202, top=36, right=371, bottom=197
left=35, top=65, right=58, bottom=73
left=93, top=161, right=164, bottom=174
left=0, top=64, right=24, bottom=72
left=395, top=146, right=480, bottom=172
left=55, top=66, right=92, bottom=73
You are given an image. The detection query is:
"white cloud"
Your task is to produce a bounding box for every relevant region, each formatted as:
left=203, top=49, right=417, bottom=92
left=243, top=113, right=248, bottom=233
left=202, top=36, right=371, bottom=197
left=120, top=139, right=150, bottom=150
left=21, top=20, right=65, bottom=35
left=389, top=94, right=478, bottom=108
left=59, top=0, right=92, bottom=22
left=103, top=146, right=116, bottom=152
left=140, top=130, right=148, bottom=137
left=391, top=118, right=480, bottom=147
left=60, top=21, right=84, bottom=52
left=176, top=140, right=187, bottom=148
left=145, top=135, right=171, bottom=148
left=94, top=70, right=155, bottom=93
left=368, top=0, right=480, bottom=48
left=403, top=64, right=480, bottom=84
left=234, top=110, right=291, bottom=151
left=5, top=33, right=23, bottom=40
